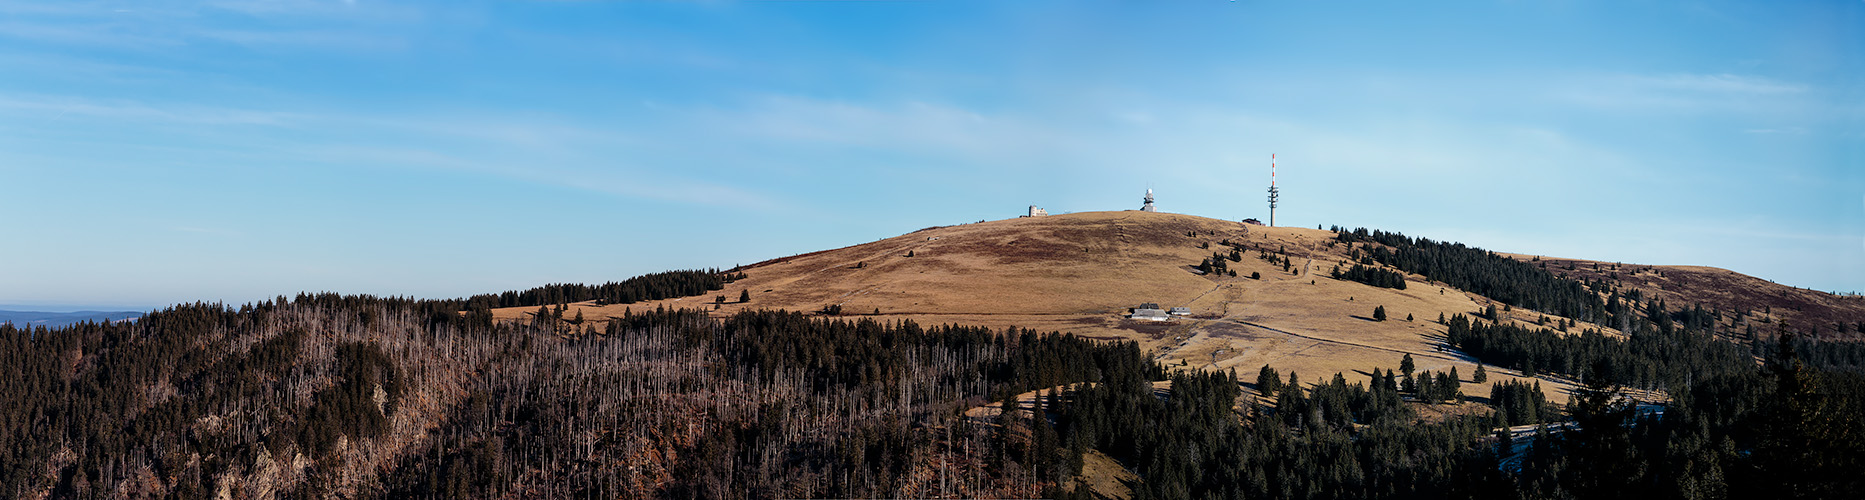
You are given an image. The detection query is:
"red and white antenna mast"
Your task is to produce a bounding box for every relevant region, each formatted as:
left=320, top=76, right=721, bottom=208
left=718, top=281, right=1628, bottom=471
left=1267, top=154, right=1280, bottom=227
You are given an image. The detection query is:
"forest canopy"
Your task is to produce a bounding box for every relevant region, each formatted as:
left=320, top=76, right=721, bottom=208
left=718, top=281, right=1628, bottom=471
left=4, top=228, right=1862, bottom=498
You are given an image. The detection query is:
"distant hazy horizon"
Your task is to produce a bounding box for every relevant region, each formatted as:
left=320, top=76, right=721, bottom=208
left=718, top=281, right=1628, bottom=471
left=3, top=0, right=1859, bottom=308
left=0, top=304, right=152, bottom=314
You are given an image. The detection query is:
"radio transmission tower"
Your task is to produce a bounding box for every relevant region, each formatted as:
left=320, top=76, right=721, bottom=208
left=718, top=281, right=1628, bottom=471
left=1267, top=154, right=1280, bottom=227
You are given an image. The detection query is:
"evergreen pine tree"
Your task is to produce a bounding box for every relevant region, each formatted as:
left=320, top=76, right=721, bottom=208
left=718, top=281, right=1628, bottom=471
left=1444, top=369, right=1461, bottom=402
left=1257, top=365, right=1282, bottom=398
left=1416, top=372, right=1435, bottom=402
left=1495, top=427, right=1516, bottom=465
left=1564, top=363, right=1641, bottom=498
left=1749, top=331, right=1856, bottom=499
left=1473, top=363, right=1488, bottom=384
left=1031, top=393, right=1060, bottom=482
left=994, top=393, right=1022, bottom=467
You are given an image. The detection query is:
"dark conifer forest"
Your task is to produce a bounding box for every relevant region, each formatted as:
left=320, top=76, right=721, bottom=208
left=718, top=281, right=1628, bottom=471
left=4, top=231, right=1863, bottom=498
left=1333, top=227, right=1602, bottom=320
left=1331, top=263, right=1407, bottom=290
left=461, top=270, right=742, bottom=310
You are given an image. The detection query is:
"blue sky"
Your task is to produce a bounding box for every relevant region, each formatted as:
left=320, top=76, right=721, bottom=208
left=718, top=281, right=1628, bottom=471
left=1, top=0, right=1859, bottom=310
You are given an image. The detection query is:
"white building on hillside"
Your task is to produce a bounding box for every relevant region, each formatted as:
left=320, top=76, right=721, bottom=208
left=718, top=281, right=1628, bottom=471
left=1026, top=205, right=1048, bottom=217
left=1130, top=302, right=1169, bottom=321
left=1131, top=309, right=1169, bottom=321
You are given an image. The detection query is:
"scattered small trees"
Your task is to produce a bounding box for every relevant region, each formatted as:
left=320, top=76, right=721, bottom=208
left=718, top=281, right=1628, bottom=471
left=1198, top=251, right=1233, bottom=275
left=1334, top=264, right=1407, bottom=289
left=1410, top=369, right=1463, bottom=404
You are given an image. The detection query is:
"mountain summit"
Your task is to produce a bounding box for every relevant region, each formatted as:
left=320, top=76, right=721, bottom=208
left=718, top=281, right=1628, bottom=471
left=498, top=210, right=1865, bottom=403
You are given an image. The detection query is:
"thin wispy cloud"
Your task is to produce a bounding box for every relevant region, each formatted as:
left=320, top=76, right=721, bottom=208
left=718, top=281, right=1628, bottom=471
left=0, top=86, right=788, bottom=213
left=0, top=20, right=182, bottom=48
left=0, top=94, right=304, bottom=125
left=707, top=96, right=1073, bottom=165
left=208, top=0, right=422, bottom=20
left=1744, top=127, right=1809, bottom=134
left=301, top=142, right=791, bottom=213
left=0, top=51, right=189, bottom=83
left=194, top=28, right=407, bottom=51
left=1553, top=72, right=1816, bottom=113
left=1635, top=73, right=1809, bottom=95
left=0, top=0, right=417, bottom=52
left=170, top=225, right=242, bottom=236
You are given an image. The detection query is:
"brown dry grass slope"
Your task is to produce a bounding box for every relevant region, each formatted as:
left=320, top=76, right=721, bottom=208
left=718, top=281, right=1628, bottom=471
left=1502, top=254, right=1865, bottom=340
left=494, top=211, right=1675, bottom=404
left=484, top=211, right=1865, bottom=499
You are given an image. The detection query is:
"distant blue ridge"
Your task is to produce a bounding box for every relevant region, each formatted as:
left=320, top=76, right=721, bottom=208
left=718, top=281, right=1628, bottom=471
left=0, top=310, right=144, bottom=329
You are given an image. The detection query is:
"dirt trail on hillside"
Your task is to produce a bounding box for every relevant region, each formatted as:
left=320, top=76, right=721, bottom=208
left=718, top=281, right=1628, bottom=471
left=1231, top=320, right=1473, bottom=365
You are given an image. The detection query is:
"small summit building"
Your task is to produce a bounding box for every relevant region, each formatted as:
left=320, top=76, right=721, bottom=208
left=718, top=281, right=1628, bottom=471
left=1130, top=302, right=1169, bottom=321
